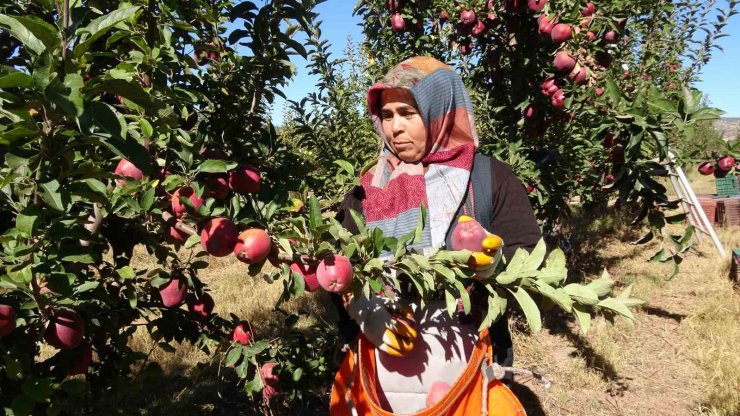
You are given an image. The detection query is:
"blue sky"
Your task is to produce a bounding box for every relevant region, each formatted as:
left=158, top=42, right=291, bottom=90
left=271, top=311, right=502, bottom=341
left=269, top=1, right=740, bottom=122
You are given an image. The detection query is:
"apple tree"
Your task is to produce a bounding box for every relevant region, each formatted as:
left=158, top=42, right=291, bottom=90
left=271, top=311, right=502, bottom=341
left=0, top=0, right=325, bottom=413
left=332, top=0, right=738, bottom=275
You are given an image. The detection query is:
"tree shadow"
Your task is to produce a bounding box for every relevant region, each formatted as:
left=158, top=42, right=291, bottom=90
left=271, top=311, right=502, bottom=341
left=551, top=206, right=645, bottom=284
left=640, top=305, right=686, bottom=323
left=509, top=382, right=547, bottom=416
left=541, top=312, right=623, bottom=384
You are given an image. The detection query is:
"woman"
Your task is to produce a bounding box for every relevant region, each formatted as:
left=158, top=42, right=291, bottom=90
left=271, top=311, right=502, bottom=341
left=331, top=56, right=540, bottom=414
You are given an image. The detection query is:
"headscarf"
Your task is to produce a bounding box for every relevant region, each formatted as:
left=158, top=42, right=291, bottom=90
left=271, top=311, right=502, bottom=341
left=361, top=56, right=479, bottom=250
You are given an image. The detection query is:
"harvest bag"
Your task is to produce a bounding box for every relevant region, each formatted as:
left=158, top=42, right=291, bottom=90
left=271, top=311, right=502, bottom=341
left=329, top=328, right=526, bottom=416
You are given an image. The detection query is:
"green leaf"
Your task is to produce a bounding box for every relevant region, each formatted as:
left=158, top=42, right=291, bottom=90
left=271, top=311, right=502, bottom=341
left=76, top=6, right=141, bottom=56
left=648, top=98, right=678, bottom=115
left=59, top=242, right=99, bottom=263
left=0, top=71, right=34, bottom=88
left=349, top=209, right=366, bottom=236
left=689, top=107, right=723, bottom=121
left=74, top=281, right=99, bottom=293
left=333, top=159, right=355, bottom=175
left=198, top=159, right=231, bottom=173
left=16, top=207, right=40, bottom=236
left=453, top=279, right=471, bottom=314
left=412, top=204, right=427, bottom=245
left=533, top=280, right=573, bottom=312
left=116, top=266, right=136, bottom=280
left=0, top=14, right=47, bottom=54
left=478, top=287, right=507, bottom=331
left=225, top=347, right=242, bottom=367
left=564, top=283, right=599, bottom=305
left=585, top=270, right=615, bottom=297
left=573, top=304, right=592, bottom=334
left=85, top=102, right=152, bottom=174
left=538, top=249, right=567, bottom=285
left=308, top=195, right=323, bottom=233
left=509, top=287, right=542, bottom=333
left=139, top=118, right=153, bottom=139
left=604, top=79, right=621, bottom=104
left=39, top=180, right=71, bottom=212
left=21, top=377, right=54, bottom=401
left=87, top=79, right=162, bottom=113
left=140, top=187, right=155, bottom=211
left=597, top=297, right=635, bottom=321
left=523, top=239, right=547, bottom=270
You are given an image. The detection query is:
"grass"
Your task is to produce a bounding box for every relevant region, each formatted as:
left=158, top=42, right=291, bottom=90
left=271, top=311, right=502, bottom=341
left=104, top=170, right=740, bottom=415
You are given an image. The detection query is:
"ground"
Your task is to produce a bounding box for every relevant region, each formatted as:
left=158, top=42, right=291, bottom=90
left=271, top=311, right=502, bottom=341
left=113, top=169, right=739, bottom=416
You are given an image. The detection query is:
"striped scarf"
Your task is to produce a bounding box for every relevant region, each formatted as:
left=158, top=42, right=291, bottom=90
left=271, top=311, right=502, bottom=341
left=361, top=56, right=479, bottom=251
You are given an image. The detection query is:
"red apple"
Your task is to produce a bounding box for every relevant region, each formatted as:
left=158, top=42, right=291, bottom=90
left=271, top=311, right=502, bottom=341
left=523, top=105, right=539, bottom=120
left=541, top=77, right=560, bottom=96
left=262, top=385, right=279, bottom=401
left=232, top=321, right=253, bottom=345
left=233, top=228, right=272, bottom=264
left=460, top=10, right=476, bottom=25
left=205, top=174, right=230, bottom=200
left=581, top=2, right=595, bottom=16
left=595, top=87, right=604, bottom=96
left=550, top=24, right=572, bottom=43
left=426, top=381, right=451, bottom=408
left=553, top=51, right=576, bottom=73
left=550, top=89, right=566, bottom=109
left=187, top=293, right=215, bottom=318
left=68, top=342, right=93, bottom=376
left=451, top=218, right=487, bottom=251
left=290, top=261, right=320, bottom=292
left=316, top=255, right=354, bottom=293
left=527, top=0, right=548, bottom=12
left=171, top=186, right=204, bottom=218
left=391, top=13, right=406, bottom=32
left=604, top=174, right=615, bottom=184
left=526, top=184, right=536, bottom=193
left=697, top=162, right=715, bottom=176
left=261, top=362, right=279, bottom=386
left=717, top=155, right=735, bottom=171
left=200, top=217, right=239, bottom=257
left=586, top=31, right=596, bottom=41
left=471, top=20, right=487, bottom=37
left=169, top=221, right=190, bottom=243
left=387, top=0, right=399, bottom=12
left=604, top=30, right=618, bottom=43
left=569, top=64, right=589, bottom=85
left=0, top=304, right=16, bottom=337
left=45, top=307, right=84, bottom=350
left=159, top=275, right=188, bottom=308
left=228, top=163, right=261, bottom=195
left=537, top=14, right=556, bottom=36
left=114, top=159, right=144, bottom=187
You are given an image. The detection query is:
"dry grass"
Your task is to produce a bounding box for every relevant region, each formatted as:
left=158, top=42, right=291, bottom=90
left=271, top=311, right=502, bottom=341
left=109, top=171, right=740, bottom=415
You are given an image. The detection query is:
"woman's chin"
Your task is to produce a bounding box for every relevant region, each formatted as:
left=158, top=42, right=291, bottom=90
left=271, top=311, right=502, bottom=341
left=397, top=150, right=423, bottom=163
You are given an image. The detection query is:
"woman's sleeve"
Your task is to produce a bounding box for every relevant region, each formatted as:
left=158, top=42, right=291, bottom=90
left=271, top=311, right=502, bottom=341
left=489, top=160, right=542, bottom=261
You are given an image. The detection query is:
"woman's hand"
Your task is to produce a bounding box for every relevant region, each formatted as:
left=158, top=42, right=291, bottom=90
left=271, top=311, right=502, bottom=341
left=345, top=294, right=418, bottom=357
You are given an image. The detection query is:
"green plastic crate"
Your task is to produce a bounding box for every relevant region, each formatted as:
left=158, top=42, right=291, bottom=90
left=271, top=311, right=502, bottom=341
left=715, top=175, right=739, bottom=197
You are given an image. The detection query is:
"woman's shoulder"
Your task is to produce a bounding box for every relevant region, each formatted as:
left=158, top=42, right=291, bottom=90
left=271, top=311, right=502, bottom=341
left=475, top=153, right=517, bottom=180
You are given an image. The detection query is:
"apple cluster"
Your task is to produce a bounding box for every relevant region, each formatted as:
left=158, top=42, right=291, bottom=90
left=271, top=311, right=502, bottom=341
left=697, top=155, right=738, bottom=178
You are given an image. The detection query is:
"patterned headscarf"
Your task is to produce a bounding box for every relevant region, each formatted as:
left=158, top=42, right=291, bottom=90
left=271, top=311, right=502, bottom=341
left=361, top=56, right=479, bottom=250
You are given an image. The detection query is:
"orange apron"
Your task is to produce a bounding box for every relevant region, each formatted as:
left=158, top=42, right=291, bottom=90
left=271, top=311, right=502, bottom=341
left=330, top=329, right=526, bottom=416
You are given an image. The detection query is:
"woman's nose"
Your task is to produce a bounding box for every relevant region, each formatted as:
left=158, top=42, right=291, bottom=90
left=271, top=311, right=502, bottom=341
left=391, top=114, right=404, bottom=133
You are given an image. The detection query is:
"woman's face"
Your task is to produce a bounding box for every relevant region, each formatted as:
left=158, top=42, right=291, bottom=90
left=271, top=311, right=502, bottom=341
left=380, top=88, right=428, bottom=163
